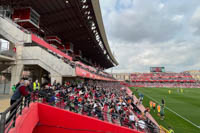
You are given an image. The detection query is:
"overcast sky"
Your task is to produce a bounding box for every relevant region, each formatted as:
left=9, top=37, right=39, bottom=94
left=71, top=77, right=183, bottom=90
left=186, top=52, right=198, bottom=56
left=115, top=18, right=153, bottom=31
left=100, top=0, right=200, bottom=73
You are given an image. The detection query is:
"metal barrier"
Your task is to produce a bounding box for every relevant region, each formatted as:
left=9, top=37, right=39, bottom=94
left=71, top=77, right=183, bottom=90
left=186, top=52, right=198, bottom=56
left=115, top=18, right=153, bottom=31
left=0, top=96, right=31, bottom=133
left=0, top=94, right=160, bottom=133
left=44, top=96, right=161, bottom=133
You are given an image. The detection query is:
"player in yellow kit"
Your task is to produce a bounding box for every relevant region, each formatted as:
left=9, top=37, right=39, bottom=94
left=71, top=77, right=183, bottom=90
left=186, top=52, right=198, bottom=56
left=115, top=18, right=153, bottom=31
left=181, top=88, right=183, bottom=93
left=168, top=90, right=171, bottom=94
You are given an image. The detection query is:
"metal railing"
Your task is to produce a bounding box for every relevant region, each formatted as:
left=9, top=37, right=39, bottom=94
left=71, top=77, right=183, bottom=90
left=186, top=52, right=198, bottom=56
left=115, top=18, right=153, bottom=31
left=32, top=94, right=160, bottom=133
left=0, top=96, right=31, bottom=133
left=0, top=93, right=160, bottom=133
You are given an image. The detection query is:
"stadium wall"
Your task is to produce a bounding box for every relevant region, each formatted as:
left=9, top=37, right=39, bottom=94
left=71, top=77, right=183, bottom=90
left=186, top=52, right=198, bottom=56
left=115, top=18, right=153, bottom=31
left=9, top=103, right=141, bottom=133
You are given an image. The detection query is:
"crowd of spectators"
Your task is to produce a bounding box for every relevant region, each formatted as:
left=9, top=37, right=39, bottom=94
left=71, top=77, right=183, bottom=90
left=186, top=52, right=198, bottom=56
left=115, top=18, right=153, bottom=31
left=131, top=82, right=200, bottom=88
left=10, top=78, right=159, bottom=133
left=31, top=80, right=159, bottom=133
left=130, top=72, right=200, bottom=88
left=131, top=72, right=195, bottom=81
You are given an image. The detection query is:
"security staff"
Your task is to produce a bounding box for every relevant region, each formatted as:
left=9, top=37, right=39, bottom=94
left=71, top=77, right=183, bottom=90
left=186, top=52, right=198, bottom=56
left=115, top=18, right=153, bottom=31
left=33, top=79, right=40, bottom=91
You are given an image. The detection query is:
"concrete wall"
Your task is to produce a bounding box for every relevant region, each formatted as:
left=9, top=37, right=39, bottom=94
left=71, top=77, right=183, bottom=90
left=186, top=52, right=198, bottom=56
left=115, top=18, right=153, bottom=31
left=0, top=17, right=31, bottom=44
left=0, top=16, right=76, bottom=86
left=22, top=46, right=75, bottom=77
left=21, top=46, right=76, bottom=84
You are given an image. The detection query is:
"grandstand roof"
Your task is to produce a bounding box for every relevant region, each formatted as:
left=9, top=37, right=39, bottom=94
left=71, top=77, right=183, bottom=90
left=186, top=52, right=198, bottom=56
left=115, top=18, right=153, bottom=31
left=1, top=0, right=118, bottom=68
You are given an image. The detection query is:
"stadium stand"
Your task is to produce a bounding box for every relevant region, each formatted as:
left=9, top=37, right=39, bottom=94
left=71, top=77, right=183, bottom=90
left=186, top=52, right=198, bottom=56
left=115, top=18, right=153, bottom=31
left=0, top=0, right=118, bottom=85
left=0, top=80, right=160, bottom=133
left=131, top=72, right=200, bottom=88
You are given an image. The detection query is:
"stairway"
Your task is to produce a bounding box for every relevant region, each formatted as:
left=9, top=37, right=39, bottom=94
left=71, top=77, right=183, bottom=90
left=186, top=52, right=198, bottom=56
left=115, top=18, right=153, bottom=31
left=22, top=46, right=75, bottom=77
left=0, top=16, right=31, bottom=44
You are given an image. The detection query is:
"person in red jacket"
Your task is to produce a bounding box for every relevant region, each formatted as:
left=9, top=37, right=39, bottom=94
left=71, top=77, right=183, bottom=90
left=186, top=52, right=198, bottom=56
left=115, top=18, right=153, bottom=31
left=10, top=80, right=30, bottom=105
left=8, top=80, right=30, bottom=123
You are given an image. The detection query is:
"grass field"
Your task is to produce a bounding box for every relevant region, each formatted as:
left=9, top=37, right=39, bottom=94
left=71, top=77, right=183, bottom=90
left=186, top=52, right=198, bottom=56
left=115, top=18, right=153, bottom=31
left=130, top=87, right=200, bottom=133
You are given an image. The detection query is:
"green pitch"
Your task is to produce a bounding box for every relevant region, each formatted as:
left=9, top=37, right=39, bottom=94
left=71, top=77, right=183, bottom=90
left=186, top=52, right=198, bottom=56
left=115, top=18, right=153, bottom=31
left=130, top=87, right=200, bottom=133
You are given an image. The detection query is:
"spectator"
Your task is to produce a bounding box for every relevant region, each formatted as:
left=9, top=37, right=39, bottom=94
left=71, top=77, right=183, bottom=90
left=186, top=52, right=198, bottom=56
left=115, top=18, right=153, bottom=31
left=129, top=113, right=136, bottom=128
left=15, top=78, right=24, bottom=89
left=144, top=107, right=150, bottom=117
left=27, top=78, right=33, bottom=92
left=10, top=80, right=30, bottom=105
left=11, top=84, right=16, bottom=93
left=8, top=80, right=30, bottom=123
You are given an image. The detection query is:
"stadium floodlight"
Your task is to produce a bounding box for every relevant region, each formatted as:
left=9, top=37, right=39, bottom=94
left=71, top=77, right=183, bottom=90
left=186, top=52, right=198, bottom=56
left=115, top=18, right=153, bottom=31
left=84, top=11, right=88, bottom=15
left=91, top=25, right=96, bottom=30
left=96, top=35, right=100, bottom=39
left=87, top=16, right=92, bottom=20
left=82, top=5, right=88, bottom=9
left=86, top=11, right=91, bottom=15
left=81, top=0, right=87, bottom=4
left=93, top=30, right=97, bottom=34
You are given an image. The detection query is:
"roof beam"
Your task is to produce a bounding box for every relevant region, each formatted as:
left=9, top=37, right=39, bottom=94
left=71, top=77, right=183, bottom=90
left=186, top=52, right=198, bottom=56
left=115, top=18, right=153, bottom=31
left=43, top=16, right=78, bottom=27
left=40, top=7, right=74, bottom=17
left=60, top=30, right=89, bottom=42
left=55, top=26, right=86, bottom=36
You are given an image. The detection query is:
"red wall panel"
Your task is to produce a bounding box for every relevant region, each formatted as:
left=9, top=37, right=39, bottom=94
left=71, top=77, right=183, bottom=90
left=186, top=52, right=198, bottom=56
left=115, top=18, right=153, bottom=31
left=32, top=34, right=72, bottom=61
left=9, top=103, right=39, bottom=133
left=33, top=103, right=141, bottom=133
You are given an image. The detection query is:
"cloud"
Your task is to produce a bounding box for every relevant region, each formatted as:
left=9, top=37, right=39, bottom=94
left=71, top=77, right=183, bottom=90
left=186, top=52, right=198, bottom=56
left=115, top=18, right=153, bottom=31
left=191, top=7, right=200, bottom=35
left=158, top=3, right=165, bottom=10
left=100, top=0, right=200, bottom=73
left=108, top=40, right=200, bottom=73
left=172, top=15, right=184, bottom=23
left=104, top=0, right=182, bottom=43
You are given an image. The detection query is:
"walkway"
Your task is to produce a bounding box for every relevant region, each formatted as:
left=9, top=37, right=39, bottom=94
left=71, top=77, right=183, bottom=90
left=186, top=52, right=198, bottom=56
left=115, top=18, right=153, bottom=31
left=0, top=94, right=10, bottom=112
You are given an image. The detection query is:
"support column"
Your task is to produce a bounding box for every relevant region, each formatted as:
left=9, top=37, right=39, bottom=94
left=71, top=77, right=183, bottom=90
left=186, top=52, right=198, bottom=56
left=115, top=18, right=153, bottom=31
left=10, top=64, right=23, bottom=90
left=10, top=44, right=24, bottom=94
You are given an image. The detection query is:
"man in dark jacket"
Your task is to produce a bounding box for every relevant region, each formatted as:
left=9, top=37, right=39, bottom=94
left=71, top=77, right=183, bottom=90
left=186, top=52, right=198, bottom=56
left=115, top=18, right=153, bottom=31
left=8, top=80, right=30, bottom=123
left=10, top=80, right=30, bottom=105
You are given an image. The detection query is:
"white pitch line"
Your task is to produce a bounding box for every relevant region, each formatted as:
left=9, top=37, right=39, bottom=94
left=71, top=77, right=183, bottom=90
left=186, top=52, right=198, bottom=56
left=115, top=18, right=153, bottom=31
left=143, top=93, right=200, bottom=129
